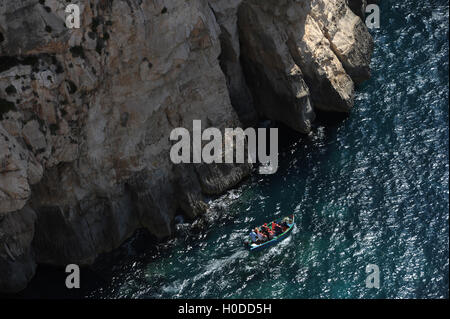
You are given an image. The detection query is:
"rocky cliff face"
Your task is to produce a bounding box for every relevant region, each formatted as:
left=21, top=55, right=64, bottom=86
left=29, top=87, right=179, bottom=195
left=0, top=0, right=372, bottom=293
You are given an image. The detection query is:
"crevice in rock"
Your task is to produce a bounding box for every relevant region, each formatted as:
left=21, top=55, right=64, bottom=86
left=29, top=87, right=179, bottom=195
left=236, top=1, right=316, bottom=132
left=209, top=0, right=258, bottom=127
left=347, top=0, right=367, bottom=19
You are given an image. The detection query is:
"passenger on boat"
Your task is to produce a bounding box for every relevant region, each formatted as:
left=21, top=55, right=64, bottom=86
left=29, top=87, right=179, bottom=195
left=251, top=228, right=267, bottom=243
left=249, top=229, right=258, bottom=243
left=281, top=216, right=293, bottom=230
left=256, top=230, right=267, bottom=243
left=280, top=220, right=288, bottom=232
left=272, top=222, right=283, bottom=236
left=261, top=224, right=274, bottom=240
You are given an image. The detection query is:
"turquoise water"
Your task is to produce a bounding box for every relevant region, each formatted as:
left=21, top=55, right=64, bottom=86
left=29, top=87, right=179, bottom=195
left=16, top=0, right=449, bottom=299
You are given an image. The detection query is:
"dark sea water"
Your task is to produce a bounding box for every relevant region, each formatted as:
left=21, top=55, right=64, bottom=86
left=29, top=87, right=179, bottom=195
left=15, top=0, right=449, bottom=299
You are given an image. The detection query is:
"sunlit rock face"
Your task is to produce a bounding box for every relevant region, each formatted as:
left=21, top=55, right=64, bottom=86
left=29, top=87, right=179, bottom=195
left=0, top=0, right=372, bottom=292
left=238, top=0, right=373, bottom=117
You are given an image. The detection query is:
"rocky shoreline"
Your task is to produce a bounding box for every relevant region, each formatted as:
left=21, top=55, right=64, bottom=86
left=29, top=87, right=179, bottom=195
left=0, top=0, right=373, bottom=293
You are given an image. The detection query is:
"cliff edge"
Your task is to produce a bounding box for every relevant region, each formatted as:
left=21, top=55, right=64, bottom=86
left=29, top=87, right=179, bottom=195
left=0, top=0, right=372, bottom=293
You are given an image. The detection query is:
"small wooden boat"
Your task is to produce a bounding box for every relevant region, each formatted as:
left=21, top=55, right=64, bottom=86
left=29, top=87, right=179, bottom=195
left=246, top=215, right=295, bottom=251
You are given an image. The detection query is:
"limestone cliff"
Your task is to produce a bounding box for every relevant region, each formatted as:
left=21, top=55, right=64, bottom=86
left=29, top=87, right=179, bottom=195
left=0, top=0, right=373, bottom=292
